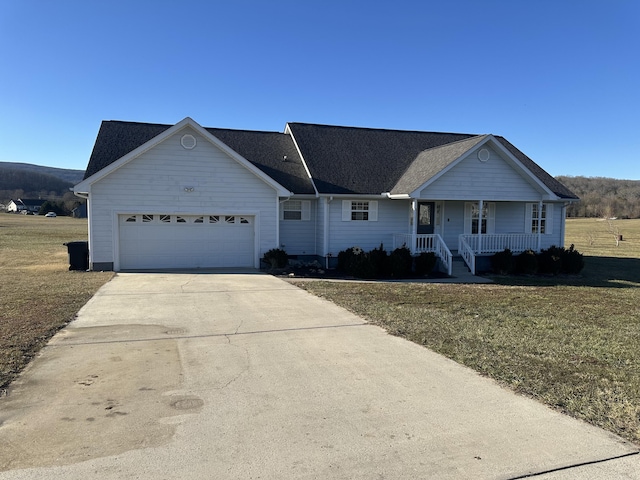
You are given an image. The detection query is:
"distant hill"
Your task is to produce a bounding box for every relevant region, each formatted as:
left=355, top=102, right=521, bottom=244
left=0, top=162, right=84, bottom=184
left=0, top=162, right=86, bottom=203
left=557, top=176, right=640, bottom=218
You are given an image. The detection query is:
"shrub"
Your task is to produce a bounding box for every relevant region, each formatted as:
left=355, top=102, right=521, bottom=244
left=415, top=252, right=437, bottom=276
left=389, top=247, right=412, bottom=278
left=538, top=246, right=563, bottom=275
left=515, top=249, right=538, bottom=275
left=368, top=243, right=390, bottom=278
left=491, top=249, right=513, bottom=275
left=337, top=246, right=376, bottom=278
left=263, top=248, right=288, bottom=269
left=562, top=244, right=584, bottom=274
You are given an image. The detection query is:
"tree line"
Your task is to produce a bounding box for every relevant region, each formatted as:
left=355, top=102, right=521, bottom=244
left=556, top=176, right=640, bottom=219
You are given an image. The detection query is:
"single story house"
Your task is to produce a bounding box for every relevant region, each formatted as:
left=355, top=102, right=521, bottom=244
left=74, top=117, right=578, bottom=274
left=6, top=198, right=45, bottom=214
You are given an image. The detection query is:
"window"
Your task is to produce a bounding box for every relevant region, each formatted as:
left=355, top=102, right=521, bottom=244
left=281, top=200, right=311, bottom=221
left=471, top=203, right=487, bottom=234
left=464, top=202, right=495, bottom=235
left=351, top=201, right=369, bottom=221
left=209, top=215, right=219, bottom=223
left=342, top=200, right=378, bottom=222
left=160, top=215, right=171, bottom=223
left=125, top=215, right=137, bottom=223
left=527, top=203, right=553, bottom=234
left=142, top=214, right=154, bottom=223
left=176, top=216, right=186, bottom=223
left=194, top=216, right=204, bottom=224
left=225, top=216, right=235, bottom=224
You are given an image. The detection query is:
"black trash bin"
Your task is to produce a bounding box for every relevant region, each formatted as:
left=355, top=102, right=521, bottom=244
left=64, top=241, right=89, bottom=271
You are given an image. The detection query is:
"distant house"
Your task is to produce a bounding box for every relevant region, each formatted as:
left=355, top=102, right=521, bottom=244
left=72, top=203, right=87, bottom=218
left=74, top=117, right=579, bottom=274
left=6, top=198, right=45, bottom=214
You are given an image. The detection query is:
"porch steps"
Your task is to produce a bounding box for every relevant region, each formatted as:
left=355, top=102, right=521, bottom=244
left=450, top=256, right=471, bottom=276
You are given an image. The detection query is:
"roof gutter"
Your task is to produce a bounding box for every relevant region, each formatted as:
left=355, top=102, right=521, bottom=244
left=384, top=192, right=411, bottom=199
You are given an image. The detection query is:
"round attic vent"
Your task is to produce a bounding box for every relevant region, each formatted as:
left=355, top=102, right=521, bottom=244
left=477, top=148, right=490, bottom=162
left=181, top=134, right=197, bottom=150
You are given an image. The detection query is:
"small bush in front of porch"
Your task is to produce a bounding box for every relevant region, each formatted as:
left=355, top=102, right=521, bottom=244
left=515, top=249, right=538, bottom=275
left=491, top=248, right=514, bottom=275
left=562, top=244, right=585, bottom=274
left=264, top=248, right=289, bottom=269
left=389, top=246, right=413, bottom=278
left=369, top=243, right=391, bottom=277
left=337, top=246, right=376, bottom=278
left=415, top=251, right=437, bottom=276
left=538, top=246, right=563, bottom=275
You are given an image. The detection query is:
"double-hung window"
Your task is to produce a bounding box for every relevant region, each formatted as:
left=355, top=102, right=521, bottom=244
left=526, top=203, right=553, bottom=234
left=342, top=200, right=378, bottom=221
left=464, top=202, right=495, bottom=234
left=281, top=200, right=311, bottom=221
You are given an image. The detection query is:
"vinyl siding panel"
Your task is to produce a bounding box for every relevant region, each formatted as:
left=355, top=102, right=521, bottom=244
left=279, top=199, right=318, bottom=255
left=327, top=199, right=408, bottom=255
left=420, top=146, right=544, bottom=201
left=88, top=127, right=279, bottom=268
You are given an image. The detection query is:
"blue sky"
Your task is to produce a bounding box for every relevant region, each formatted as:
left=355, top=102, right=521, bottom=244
left=1, top=0, right=638, bottom=179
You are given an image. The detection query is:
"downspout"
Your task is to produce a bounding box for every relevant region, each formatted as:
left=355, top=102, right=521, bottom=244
left=561, top=202, right=568, bottom=247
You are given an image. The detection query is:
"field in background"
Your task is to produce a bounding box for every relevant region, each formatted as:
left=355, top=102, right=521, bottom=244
left=0, top=215, right=113, bottom=390
left=565, top=217, right=640, bottom=258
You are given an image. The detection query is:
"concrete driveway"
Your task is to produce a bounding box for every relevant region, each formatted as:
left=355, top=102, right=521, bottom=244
left=0, top=272, right=638, bottom=479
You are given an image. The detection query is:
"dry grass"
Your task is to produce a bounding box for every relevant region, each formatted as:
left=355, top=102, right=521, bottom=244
left=0, top=214, right=113, bottom=390
left=294, top=218, right=640, bottom=445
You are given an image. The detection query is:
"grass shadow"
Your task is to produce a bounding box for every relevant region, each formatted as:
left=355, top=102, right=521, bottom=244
left=490, top=256, right=640, bottom=288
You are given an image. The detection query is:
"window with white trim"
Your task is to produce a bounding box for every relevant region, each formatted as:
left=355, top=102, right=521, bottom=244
left=281, top=200, right=311, bottom=221
left=526, top=203, right=553, bottom=234
left=342, top=200, right=378, bottom=222
left=464, top=202, right=495, bottom=234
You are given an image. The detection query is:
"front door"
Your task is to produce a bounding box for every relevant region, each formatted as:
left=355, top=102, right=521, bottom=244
left=417, top=202, right=435, bottom=235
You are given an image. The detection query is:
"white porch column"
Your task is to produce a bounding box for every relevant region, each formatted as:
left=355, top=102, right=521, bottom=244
left=411, top=198, right=418, bottom=254
left=477, top=199, right=483, bottom=253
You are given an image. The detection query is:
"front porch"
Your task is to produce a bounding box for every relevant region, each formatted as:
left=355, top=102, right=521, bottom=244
left=393, top=233, right=540, bottom=276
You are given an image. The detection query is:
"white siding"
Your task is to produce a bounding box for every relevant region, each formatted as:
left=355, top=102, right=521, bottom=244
left=279, top=199, right=318, bottom=255
left=326, top=198, right=408, bottom=255
left=88, top=127, right=279, bottom=269
left=420, top=145, right=544, bottom=201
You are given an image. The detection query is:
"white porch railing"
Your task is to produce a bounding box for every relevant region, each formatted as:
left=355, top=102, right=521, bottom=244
left=393, top=233, right=453, bottom=276
left=458, top=234, right=539, bottom=274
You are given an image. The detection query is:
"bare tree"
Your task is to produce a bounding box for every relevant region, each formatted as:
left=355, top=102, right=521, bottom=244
left=605, top=218, right=621, bottom=247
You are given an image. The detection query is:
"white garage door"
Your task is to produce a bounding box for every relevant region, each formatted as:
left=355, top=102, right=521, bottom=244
left=119, top=214, right=255, bottom=270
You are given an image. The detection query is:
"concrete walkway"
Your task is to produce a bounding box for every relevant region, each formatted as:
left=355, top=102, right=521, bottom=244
left=0, top=272, right=638, bottom=479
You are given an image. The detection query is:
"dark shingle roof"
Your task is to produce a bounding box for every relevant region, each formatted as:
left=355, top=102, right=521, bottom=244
left=84, top=121, right=314, bottom=194
left=286, top=123, right=477, bottom=194
left=83, top=119, right=577, bottom=200
left=204, top=128, right=314, bottom=194
left=85, top=121, right=171, bottom=179
left=390, top=136, right=489, bottom=195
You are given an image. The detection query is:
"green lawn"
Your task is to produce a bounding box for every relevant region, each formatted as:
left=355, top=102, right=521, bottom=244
left=294, top=218, right=640, bottom=444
